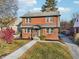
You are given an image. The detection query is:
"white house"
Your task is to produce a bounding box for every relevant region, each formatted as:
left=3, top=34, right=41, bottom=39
left=74, top=16, right=79, bottom=33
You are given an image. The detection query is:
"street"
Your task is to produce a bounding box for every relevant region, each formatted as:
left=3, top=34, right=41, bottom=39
left=60, top=34, right=79, bottom=59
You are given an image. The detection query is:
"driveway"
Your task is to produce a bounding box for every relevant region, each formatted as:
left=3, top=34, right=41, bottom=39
left=60, top=34, right=79, bottom=59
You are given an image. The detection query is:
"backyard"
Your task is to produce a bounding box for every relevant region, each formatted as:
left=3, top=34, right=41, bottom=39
left=19, top=42, right=72, bottom=59
left=0, top=39, right=30, bottom=58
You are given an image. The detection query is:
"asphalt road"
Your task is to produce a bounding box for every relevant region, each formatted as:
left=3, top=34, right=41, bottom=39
left=60, top=34, right=79, bottom=59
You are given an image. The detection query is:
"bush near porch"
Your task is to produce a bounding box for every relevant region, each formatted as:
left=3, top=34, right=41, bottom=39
left=19, top=42, right=72, bottom=59
left=0, top=39, right=30, bottom=57
left=39, top=35, right=46, bottom=40
left=75, top=33, right=79, bottom=45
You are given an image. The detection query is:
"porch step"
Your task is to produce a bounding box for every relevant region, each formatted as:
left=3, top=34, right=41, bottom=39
left=33, top=36, right=40, bottom=41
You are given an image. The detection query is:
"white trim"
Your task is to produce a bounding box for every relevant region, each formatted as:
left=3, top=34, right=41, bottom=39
left=58, top=17, right=60, bottom=27
left=21, top=25, right=56, bottom=28
left=45, top=17, right=49, bottom=23
left=27, top=18, right=31, bottom=23
left=38, top=30, right=40, bottom=36
left=27, top=18, right=30, bottom=23
left=47, top=28, right=53, bottom=34
left=49, top=17, right=51, bottom=23
left=26, top=29, right=28, bottom=33
left=49, top=28, right=51, bottom=34
left=45, top=17, right=53, bottom=23
left=26, top=28, right=31, bottom=33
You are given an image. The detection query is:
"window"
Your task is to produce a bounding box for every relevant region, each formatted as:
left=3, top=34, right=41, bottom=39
left=76, top=28, right=79, bottom=33
left=47, top=28, right=53, bottom=34
left=77, top=19, right=78, bottom=22
left=26, top=18, right=31, bottom=23
left=26, top=28, right=31, bottom=33
left=46, top=17, right=53, bottom=23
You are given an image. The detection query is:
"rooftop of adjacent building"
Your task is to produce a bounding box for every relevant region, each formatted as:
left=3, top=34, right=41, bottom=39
left=74, top=16, right=79, bottom=27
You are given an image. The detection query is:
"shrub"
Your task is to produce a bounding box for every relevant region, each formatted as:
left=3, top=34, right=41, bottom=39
left=75, top=38, right=79, bottom=45
left=39, top=35, right=46, bottom=40
left=75, top=33, right=79, bottom=45
left=0, top=27, right=15, bottom=44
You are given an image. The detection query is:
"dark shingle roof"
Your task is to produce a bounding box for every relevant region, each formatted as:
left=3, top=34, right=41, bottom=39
left=21, top=11, right=60, bottom=18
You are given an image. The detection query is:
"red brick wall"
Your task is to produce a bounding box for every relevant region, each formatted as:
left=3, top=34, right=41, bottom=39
left=31, top=17, right=46, bottom=24
left=21, top=16, right=59, bottom=40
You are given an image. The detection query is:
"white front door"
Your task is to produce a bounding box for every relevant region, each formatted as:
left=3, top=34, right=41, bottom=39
left=33, top=30, right=40, bottom=37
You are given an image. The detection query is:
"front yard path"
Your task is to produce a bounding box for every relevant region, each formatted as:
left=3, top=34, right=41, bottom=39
left=3, top=40, right=37, bottom=59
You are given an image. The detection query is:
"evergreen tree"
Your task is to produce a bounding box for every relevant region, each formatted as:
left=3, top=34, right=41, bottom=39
left=41, top=0, right=58, bottom=12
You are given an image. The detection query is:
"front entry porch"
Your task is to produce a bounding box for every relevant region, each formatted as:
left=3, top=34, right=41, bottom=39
left=31, top=25, right=41, bottom=40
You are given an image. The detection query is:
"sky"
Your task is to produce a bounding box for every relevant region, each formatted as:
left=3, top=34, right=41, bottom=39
left=17, top=0, right=79, bottom=21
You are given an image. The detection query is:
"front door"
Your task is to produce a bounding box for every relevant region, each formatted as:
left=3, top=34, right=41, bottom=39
left=76, top=28, right=79, bottom=33
left=33, top=30, right=40, bottom=37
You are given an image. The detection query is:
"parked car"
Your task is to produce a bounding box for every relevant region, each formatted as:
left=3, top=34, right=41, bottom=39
left=61, top=30, right=70, bottom=36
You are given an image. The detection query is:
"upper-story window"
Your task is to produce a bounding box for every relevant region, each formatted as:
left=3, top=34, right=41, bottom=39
left=47, top=28, right=53, bottom=34
left=26, top=18, right=31, bottom=23
left=46, top=17, right=53, bottom=23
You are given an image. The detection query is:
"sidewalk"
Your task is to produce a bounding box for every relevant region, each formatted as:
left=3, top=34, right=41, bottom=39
left=3, top=40, right=37, bottom=59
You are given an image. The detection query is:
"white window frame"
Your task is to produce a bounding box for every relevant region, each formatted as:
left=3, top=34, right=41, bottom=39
left=26, top=28, right=31, bottom=33
left=27, top=18, right=31, bottom=23
left=47, top=28, right=53, bottom=34
left=46, top=17, right=53, bottom=23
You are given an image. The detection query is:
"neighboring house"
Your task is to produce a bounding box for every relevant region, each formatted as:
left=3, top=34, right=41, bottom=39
left=10, top=19, right=22, bottom=38
left=20, top=11, right=60, bottom=40
left=10, top=19, right=22, bottom=33
left=60, top=21, right=71, bottom=31
left=0, top=18, right=17, bottom=32
left=60, top=21, right=72, bottom=36
left=74, top=16, right=79, bottom=33
left=17, top=22, right=22, bottom=33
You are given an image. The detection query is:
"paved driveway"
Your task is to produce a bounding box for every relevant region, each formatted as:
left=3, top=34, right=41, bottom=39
left=60, top=34, right=79, bottom=59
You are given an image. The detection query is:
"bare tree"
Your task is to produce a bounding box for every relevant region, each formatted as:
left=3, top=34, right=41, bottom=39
left=0, top=0, right=18, bottom=27
left=69, top=13, right=79, bottom=27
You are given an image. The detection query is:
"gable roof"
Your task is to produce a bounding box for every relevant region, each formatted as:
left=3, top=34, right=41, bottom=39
left=74, top=16, right=79, bottom=27
left=21, top=11, right=60, bottom=18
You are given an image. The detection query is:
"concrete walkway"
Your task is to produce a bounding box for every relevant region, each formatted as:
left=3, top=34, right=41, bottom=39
left=60, top=34, right=79, bottom=59
left=3, top=40, right=37, bottom=59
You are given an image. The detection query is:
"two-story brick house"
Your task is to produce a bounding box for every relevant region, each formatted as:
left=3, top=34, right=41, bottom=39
left=20, top=11, right=60, bottom=40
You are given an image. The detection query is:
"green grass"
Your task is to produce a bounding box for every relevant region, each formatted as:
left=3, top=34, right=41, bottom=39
left=0, top=40, right=30, bottom=57
left=19, top=42, right=72, bottom=59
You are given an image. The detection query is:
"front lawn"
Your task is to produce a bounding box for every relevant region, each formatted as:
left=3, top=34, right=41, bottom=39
left=0, top=39, right=30, bottom=57
left=19, top=42, right=72, bottom=59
